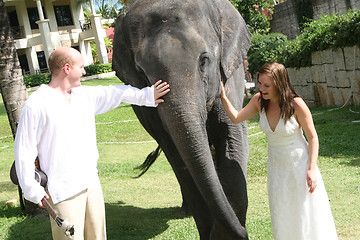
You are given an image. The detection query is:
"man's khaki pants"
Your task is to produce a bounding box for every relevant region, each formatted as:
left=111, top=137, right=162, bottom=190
left=48, top=176, right=106, bottom=240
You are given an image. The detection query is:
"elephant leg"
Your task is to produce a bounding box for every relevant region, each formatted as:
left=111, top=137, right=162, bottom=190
left=131, top=106, right=214, bottom=238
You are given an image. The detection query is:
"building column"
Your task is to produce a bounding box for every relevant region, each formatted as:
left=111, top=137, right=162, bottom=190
left=43, top=1, right=60, bottom=49
left=15, top=1, right=32, bottom=37
left=79, top=40, right=94, bottom=66
left=16, top=1, right=40, bottom=74
left=26, top=47, right=40, bottom=75
left=35, top=0, right=53, bottom=66
left=89, top=14, right=109, bottom=64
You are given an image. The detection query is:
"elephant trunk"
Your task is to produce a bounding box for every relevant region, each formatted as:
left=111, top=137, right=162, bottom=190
left=157, top=94, right=248, bottom=239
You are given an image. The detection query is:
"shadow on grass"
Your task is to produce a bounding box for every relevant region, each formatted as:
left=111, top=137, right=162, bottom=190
left=2, top=207, right=52, bottom=240
left=2, top=203, right=189, bottom=240
left=339, top=157, right=360, bottom=168
left=106, top=202, right=189, bottom=239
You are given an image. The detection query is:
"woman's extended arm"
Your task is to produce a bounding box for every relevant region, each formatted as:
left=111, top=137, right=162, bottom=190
left=294, top=97, right=319, bottom=193
left=220, top=81, right=259, bottom=123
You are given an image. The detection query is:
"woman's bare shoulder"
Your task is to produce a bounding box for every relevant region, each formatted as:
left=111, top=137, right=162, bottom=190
left=293, top=97, right=311, bottom=117
left=248, top=92, right=261, bottom=111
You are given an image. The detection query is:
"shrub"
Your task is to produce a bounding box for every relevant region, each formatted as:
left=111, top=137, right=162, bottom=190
left=84, top=63, right=113, bottom=76
left=23, top=73, right=51, bottom=88
left=247, top=9, right=360, bottom=73
left=247, top=33, right=288, bottom=74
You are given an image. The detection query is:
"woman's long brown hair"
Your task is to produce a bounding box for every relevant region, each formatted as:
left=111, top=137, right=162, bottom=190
left=258, top=62, right=299, bottom=122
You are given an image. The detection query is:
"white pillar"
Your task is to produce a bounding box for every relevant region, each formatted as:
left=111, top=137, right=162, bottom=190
left=35, top=0, right=53, bottom=65
left=89, top=14, right=109, bottom=64
left=90, top=0, right=96, bottom=15
left=26, top=47, right=40, bottom=74
left=44, top=1, right=61, bottom=49
left=15, top=2, right=32, bottom=37
left=79, top=40, right=94, bottom=66
left=36, top=0, right=45, bottom=20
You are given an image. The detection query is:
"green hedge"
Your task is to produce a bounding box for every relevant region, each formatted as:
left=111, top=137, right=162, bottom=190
left=84, top=63, right=113, bottom=76
left=23, top=63, right=114, bottom=87
left=247, top=9, right=360, bottom=74
left=247, top=33, right=288, bottom=74
left=23, top=73, right=51, bottom=88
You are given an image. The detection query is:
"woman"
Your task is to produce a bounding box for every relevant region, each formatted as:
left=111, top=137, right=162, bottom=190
left=221, top=62, right=338, bottom=240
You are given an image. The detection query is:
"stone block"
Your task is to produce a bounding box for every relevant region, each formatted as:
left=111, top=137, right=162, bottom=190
left=314, top=83, right=329, bottom=107
left=288, top=67, right=308, bottom=86
left=303, top=67, right=313, bottom=84
left=312, top=65, right=326, bottom=83
left=312, top=51, right=322, bottom=65
left=295, top=84, right=315, bottom=102
left=312, top=49, right=334, bottom=65
left=355, top=46, right=360, bottom=71
left=327, top=87, right=352, bottom=106
left=321, top=49, right=334, bottom=64
left=352, top=92, right=360, bottom=105
left=333, top=48, right=346, bottom=71
left=287, top=67, right=295, bottom=83
left=351, top=70, right=360, bottom=92
left=323, top=64, right=336, bottom=87
left=341, top=88, right=353, bottom=105
left=334, top=70, right=351, bottom=88
left=344, top=46, right=356, bottom=71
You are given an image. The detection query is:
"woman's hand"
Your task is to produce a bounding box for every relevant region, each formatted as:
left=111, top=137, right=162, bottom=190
left=153, top=80, right=170, bottom=104
left=307, top=169, right=317, bottom=193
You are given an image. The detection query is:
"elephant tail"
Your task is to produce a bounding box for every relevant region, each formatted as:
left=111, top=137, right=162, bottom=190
left=133, top=145, right=162, bottom=178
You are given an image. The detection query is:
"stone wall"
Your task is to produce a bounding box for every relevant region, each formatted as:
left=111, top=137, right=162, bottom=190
left=270, top=0, right=360, bottom=40
left=312, top=0, right=360, bottom=19
left=270, top=0, right=300, bottom=40
left=288, top=46, right=360, bottom=107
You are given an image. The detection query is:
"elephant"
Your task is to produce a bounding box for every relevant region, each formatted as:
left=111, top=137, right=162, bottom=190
left=112, top=0, right=251, bottom=239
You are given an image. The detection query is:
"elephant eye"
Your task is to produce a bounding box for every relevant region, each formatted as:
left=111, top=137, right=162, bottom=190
left=199, top=52, right=211, bottom=72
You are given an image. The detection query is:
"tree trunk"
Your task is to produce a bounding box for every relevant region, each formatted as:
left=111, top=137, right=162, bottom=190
left=0, top=0, right=42, bottom=215
left=0, top=0, right=28, bottom=136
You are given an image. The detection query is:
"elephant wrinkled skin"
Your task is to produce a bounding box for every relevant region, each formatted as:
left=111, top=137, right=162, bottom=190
left=112, top=0, right=251, bottom=239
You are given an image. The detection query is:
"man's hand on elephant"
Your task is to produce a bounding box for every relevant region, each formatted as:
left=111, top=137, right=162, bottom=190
left=154, top=80, right=170, bottom=104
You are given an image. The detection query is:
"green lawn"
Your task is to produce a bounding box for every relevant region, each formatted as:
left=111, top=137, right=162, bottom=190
left=0, top=78, right=359, bottom=239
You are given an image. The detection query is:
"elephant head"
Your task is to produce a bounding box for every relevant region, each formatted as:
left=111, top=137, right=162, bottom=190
left=113, top=0, right=251, bottom=239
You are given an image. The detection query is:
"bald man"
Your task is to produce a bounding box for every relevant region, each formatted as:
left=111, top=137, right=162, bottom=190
left=14, top=47, right=169, bottom=240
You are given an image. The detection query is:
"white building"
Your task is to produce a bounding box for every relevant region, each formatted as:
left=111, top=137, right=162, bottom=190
left=4, top=0, right=109, bottom=75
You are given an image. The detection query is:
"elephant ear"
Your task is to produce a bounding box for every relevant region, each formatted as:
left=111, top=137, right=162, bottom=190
left=112, top=13, right=148, bottom=88
left=215, top=0, right=251, bottom=80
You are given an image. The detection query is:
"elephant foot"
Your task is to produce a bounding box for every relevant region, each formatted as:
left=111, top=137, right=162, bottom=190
left=209, top=224, right=248, bottom=240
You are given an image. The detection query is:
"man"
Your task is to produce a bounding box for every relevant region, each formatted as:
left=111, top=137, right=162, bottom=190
left=14, top=47, right=170, bottom=239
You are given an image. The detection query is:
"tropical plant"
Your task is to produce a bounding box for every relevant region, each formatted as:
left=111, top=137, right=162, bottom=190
left=90, top=36, right=113, bottom=63
left=230, top=0, right=274, bottom=34
left=78, top=0, right=126, bottom=19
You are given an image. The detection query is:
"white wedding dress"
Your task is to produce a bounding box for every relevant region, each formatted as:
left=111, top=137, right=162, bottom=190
left=259, top=111, right=338, bottom=240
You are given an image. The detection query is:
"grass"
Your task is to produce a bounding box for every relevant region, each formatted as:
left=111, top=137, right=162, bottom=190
left=0, top=78, right=359, bottom=239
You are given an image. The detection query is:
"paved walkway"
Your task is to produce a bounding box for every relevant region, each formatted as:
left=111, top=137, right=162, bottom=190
left=246, top=82, right=255, bottom=89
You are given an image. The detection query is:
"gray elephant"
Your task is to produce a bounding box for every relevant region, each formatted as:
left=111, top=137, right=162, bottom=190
left=112, top=0, right=251, bottom=239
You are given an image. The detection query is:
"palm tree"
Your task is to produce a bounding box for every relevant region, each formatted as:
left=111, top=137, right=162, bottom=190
left=0, top=0, right=27, bottom=138
left=78, top=0, right=127, bottom=19
left=0, top=0, right=38, bottom=213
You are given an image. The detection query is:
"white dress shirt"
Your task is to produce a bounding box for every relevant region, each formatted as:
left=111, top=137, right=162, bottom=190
left=14, top=84, right=156, bottom=204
